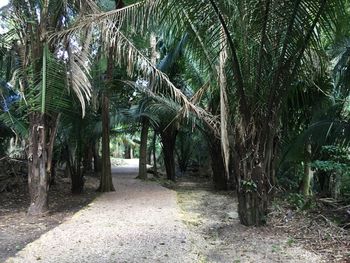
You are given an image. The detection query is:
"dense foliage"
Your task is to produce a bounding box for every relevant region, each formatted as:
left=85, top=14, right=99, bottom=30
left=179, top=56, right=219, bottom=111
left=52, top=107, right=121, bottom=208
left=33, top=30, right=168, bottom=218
left=0, top=0, right=349, bottom=227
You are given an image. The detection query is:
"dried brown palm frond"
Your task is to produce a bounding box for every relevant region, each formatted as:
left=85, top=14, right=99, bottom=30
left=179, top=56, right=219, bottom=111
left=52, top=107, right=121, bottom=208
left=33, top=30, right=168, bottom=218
left=52, top=0, right=220, bottom=130
left=218, top=27, right=230, bottom=177
left=67, top=42, right=92, bottom=117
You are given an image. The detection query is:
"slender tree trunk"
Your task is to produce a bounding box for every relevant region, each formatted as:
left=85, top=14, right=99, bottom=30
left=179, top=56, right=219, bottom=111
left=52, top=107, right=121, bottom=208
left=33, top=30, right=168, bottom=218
left=70, top=163, right=84, bottom=194
left=138, top=118, right=149, bottom=179
left=67, top=147, right=84, bottom=194
left=28, top=112, right=49, bottom=216
left=50, top=159, right=56, bottom=186
left=147, top=145, right=152, bottom=165
left=208, top=137, right=228, bottom=190
left=124, top=144, right=131, bottom=159
left=97, top=0, right=125, bottom=191
left=93, top=141, right=101, bottom=176
left=83, top=141, right=94, bottom=175
left=98, top=94, right=115, bottom=192
left=46, top=113, right=60, bottom=186
left=70, top=169, right=84, bottom=193
left=160, top=126, right=177, bottom=181
left=302, top=143, right=313, bottom=197
left=152, top=130, right=158, bottom=177
left=331, top=172, right=341, bottom=199
left=317, top=170, right=329, bottom=196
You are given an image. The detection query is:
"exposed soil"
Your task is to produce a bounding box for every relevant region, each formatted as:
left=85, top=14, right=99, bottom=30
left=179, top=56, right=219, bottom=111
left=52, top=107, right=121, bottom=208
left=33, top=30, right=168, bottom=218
left=0, top=173, right=99, bottom=262
left=173, top=176, right=350, bottom=263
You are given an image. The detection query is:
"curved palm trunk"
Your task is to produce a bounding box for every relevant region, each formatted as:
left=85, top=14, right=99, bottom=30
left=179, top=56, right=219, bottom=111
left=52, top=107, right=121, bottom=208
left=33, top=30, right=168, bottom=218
left=28, top=113, right=49, bottom=216
left=160, top=126, right=177, bottom=181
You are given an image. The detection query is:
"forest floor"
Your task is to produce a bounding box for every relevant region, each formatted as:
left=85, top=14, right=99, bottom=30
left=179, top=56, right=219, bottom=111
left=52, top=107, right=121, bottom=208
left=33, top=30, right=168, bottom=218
left=169, top=176, right=350, bottom=263
left=1, top=160, right=349, bottom=262
left=0, top=171, right=100, bottom=262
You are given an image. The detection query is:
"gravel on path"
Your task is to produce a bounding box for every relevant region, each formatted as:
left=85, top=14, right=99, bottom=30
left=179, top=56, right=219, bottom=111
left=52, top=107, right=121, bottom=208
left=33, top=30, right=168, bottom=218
left=6, top=159, right=198, bottom=263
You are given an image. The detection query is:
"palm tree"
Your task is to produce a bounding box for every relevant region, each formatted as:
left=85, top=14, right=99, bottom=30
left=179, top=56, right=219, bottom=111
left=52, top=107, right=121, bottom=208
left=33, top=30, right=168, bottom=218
left=157, top=0, right=341, bottom=226
left=53, top=0, right=343, bottom=226
left=0, top=0, right=94, bottom=215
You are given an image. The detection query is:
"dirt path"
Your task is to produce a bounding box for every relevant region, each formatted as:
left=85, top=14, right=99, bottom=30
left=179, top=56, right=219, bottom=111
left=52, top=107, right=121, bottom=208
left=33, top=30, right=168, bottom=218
left=6, top=160, right=198, bottom=263
left=176, top=179, right=327, bottom=263
left=5, top=161, right=338, bottom=263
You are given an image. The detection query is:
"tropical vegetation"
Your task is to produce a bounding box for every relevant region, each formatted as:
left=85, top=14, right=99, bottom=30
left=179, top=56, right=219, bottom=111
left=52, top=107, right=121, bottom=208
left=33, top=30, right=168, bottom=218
left=0, top=0, right=349, bottom=230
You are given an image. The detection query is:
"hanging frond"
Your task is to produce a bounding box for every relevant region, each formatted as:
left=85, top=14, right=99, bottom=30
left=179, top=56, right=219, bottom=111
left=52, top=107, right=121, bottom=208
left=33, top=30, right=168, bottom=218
left=67, top=44, right=92, bottom=117
left=53, top=1, right=156, bottom=41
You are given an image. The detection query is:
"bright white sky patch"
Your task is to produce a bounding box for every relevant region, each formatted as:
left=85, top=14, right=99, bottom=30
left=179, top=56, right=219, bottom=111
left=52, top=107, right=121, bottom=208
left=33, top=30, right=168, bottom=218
left=0, top=0, right=9, bottom=34
left=0, top=0, right=9, bottom=8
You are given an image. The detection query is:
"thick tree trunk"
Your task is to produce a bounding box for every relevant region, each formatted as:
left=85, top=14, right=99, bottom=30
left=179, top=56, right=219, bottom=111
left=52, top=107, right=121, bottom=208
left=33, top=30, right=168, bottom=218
left=138, top=118, right=149, bottom=179
left=28, top=113, right=49, bottom=216
left=234, top=122, right=276, bottom=226
left=208, top=137, right=228, bottom=190
left=160, top=126, right=177, bottom=181
left=98, top=94, right=115, bottom=192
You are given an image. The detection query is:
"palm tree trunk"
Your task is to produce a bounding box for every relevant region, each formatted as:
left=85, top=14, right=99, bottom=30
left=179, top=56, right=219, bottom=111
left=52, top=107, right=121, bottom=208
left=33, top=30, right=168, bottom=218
left=160, top=126, right=177, bottom=181
left=65, top=144, right=84, bottom=194
left=234, top=122, right=276, bottom=226
left=147, top=144, right=152, bottom=165
left=302, top=143, right=313, bottom=196
left=28, top=112, right=49, bottom=216
left=124, top=144, right=131, bottom=159
left=152, top=130, right=158, bottom=177
left=83, top=141, right=94, bottom=175
left=93, top=141, right=101, bottom=176
left=46, top=113, right=60, bottom=186
left=208, top=137, right=228, bottom=190
left=138, top=118, right=149, bottom=179
left=99, top=94, right=115, bottom=192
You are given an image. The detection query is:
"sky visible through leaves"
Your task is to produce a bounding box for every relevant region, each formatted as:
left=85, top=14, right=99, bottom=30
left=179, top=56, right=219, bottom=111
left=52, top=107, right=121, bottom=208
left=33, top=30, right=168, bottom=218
left=0, top=0, right=8, bottom=8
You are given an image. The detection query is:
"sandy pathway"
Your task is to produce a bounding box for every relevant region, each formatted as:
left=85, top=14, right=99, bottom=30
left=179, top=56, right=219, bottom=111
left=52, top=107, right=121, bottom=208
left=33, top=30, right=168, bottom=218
left=6, top=160, right=198, bottom=263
